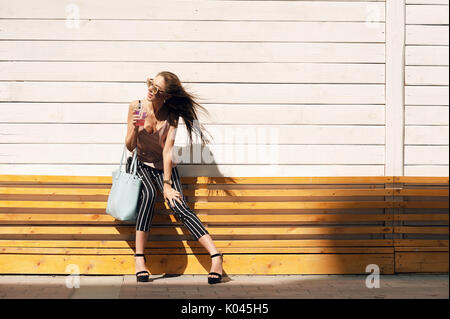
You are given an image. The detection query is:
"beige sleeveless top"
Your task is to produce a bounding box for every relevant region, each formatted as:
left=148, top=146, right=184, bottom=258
left=132, top=100, right=177, bottom=170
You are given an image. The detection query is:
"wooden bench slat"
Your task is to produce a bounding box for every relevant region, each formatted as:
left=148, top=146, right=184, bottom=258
left=2, top=200, right=447, bottom=210
left=394, top=214, right=449, bottom=221
left=394, top=226, right=449, bottom=234
left=0, top=187, right=111, bottom=195
left=0, top=213, right=394, bottom=224
left=394, top=176, right=449, bottom=184
left=0, top=175, right=111, bottom=184
left=0, top=200, right=396, bottom=210
left=399, top=202, right=449, bottom=209
left=0, top=254, right=396, bottom=275
left=393, top=239, right=449, bottom=247
left=0, top=247, right=395, bottom=255
left=2, top=187, right=446, bottom=197
left=394, top=247, right=449, bottom=252
left=395, top=189, right=449, bottom=196
left=395, top=252, right=449, bottom=273
left=0, top=226, right=393, bottom=235
left=0, top=175, right=395, bottom=184
left=0, top=239, right=394, bottom=248
left=0, top=175, right=446, bottom=185
left=0, top=187, right=395, bottom=197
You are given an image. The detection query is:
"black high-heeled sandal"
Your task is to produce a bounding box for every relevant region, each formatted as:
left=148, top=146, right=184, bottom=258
left=134, top=253, right=150, bottom=282
left=208, top=252, right=223, bottom=284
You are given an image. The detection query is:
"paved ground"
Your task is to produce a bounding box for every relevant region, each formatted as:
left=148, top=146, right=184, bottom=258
left=0, top=274, right=448, bottom=299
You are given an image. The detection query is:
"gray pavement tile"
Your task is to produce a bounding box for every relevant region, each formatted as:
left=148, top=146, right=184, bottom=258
left=0, top=274, right=448, bottom=299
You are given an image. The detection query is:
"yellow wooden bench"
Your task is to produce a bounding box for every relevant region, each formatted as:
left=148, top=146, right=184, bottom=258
left=391, top=177, right=449, bottom=273
left=0, top=175, right=447, bottom=275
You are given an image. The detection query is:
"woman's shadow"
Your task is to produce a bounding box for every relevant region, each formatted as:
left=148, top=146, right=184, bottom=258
left=116, top=143, right=230, bottom=283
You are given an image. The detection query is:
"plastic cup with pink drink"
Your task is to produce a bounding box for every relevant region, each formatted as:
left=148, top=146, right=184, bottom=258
left=133, top=103, right=147, bottom=126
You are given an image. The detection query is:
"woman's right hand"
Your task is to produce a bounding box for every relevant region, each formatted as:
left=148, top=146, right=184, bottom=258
left=132, top=112, right=141, bottom=128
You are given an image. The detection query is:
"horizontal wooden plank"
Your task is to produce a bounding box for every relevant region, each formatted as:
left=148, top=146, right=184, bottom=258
left=405, top=66, right=449, bottom=85
left=405, top=126, right=449, bottom=145
left=405, top=86, right=449, bottom=106
left=0, top=103, right=386, bottom=125
left=406, top=4, right=450, bottom=25
left=0, top=247, right=394, bottom=255
left=395, top=251, right=448, bottom=272
left=406, top=0, right=449, bottom=5
left=0, top=187, right=395, bottom=197
left=403, top=166, right=449, bottom=177
left=0, top=187, right=111, bottom=196
left=0, top=226, right=394, bottom=235
left=394, top=176, right=449, bottom=184
left=0, top=213, right=394, bottom=224
left=406, top=25, right=449, bottom=45
left=404, top=166, right=449, bottom=178
left=406, top=46, right=449, bottom=66
left=405, top=146, right=449, bottom=165
left=0, top=61, right=385, bottom=84
left=0, top=0, right=386, bottom=21
left=0, top=253, right=395, bottom=275
left=0, top=124, right=386, bottom=145
left=393, top=239, right=448, bottom=247
left=0, top=164, right=387, bottom=178
left=0, top=175, right=395, bottom=184
left=0, top=213, right=122, bottom=224
left=395, top=188, right=449, bottom=196
left=0, top=41, right=386, bottom=63
left=0, top=20, right=385, bottom=42
left=404, top=166, right=449, bottom=177
left=406, top=106, right=449, bottom=125
left=0, top=144, right=386, bottom=165
left=0, top=200, right=396, bottom=210
left=2, top=200, right=446, bottom=211
left=0, top=82, right=386, bottom=104
left=0, top=175, right=112, bottom=184
left=394, top=246, right=448, bottom=252
left=394, top=226, right=449, bottom=234
left=0, top=239, right=395, bottom=249
left=394, top=214, right=449, bottom=221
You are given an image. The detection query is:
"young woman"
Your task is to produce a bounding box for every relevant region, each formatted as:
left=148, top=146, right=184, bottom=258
left=124, top=71, right=223, bottom=284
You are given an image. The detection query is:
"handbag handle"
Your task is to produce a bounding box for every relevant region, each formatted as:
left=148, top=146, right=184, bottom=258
left=118, top=145, right=138, bottom=176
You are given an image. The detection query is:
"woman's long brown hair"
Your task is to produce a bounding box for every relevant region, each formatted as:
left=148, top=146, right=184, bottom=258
left=157, top=71, right=214, bottom=147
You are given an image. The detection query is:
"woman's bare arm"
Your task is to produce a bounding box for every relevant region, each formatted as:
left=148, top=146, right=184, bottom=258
left=162, top=115, right=179, bottom=182
left=125, top=100, right=140, bottom=152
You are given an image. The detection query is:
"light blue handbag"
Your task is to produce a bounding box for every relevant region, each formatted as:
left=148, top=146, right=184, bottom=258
left=106, top=145, right=142, bottom=222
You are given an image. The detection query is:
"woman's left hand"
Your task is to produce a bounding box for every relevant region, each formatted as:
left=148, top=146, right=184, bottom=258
left=163, top=184, right=183, bottom=207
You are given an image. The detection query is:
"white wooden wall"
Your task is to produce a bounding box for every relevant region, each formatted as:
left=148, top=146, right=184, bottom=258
left=404, top=0, right=449, bottom=176
left=0, top=0, right=447, bottom=177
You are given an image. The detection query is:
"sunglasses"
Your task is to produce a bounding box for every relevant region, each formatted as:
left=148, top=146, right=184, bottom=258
left=146, top=78, right=166, bottom=95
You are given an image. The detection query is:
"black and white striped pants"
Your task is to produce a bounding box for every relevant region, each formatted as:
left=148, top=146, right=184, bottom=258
left=126, top=156, right=209, bottom=240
